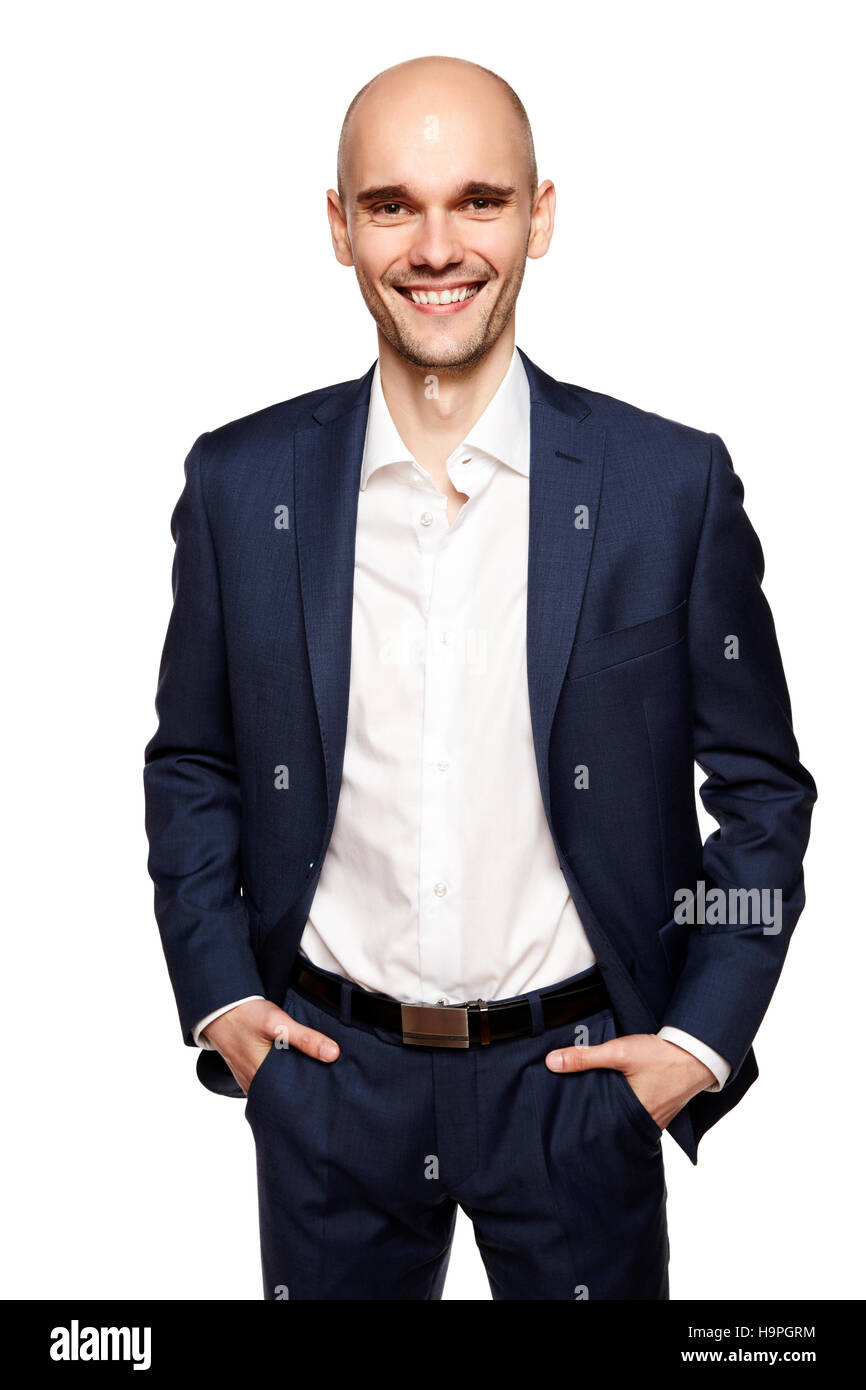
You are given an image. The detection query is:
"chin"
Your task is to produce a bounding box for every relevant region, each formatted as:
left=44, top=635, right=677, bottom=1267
left=392, top=330, right=496, bottom=374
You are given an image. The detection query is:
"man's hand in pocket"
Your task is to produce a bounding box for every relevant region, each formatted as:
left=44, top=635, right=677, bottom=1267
left=545, top=1032, right=714, bottom=1131
left=202, top=999, right=340, bottom=1095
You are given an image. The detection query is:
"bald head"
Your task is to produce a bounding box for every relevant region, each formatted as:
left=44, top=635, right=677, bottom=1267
left=328, top=56, right=554, bottom=374
left=336, top=56, right=537, bottom=208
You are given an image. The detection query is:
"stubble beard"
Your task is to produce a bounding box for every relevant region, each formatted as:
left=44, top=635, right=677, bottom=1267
left=354, top=258, right=527, bottom=375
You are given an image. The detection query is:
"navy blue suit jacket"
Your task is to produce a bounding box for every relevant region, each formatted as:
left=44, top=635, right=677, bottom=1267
left=143, top=348, right=816, bottom=1163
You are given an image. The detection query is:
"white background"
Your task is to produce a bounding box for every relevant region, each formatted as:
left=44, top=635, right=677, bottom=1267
left=3, top=0, right=862, bottom=1300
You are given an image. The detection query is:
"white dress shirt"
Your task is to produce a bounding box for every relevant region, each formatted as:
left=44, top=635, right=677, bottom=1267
left=195, top=348, right=730, bottom=1092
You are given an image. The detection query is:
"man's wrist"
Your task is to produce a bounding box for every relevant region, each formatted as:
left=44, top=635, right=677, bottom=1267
left=193, top=996, right=265, bottom=1049
left=657, top=1026, right=731, bottom=1092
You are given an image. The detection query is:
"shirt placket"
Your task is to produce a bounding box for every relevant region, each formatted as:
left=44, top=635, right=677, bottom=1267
left=411, top=454, right=475, bottom=1003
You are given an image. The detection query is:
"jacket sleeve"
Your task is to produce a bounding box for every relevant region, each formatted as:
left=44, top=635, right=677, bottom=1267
left=143, top=433, right=265, bottom=1044
left=659, top=432, right=817, bottom=1082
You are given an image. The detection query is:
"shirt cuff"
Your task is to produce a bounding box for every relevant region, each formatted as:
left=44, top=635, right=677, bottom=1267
left=193, top=996, right=265, bottom=1050
left=657, top=1026, right=731, bottom=1092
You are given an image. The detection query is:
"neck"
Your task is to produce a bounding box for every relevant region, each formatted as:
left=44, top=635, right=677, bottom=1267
left=376, top=328, right=515, bottom=475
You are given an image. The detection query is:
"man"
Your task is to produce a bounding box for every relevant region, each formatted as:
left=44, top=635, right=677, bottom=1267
left=143, top=56, right=816, bottom=1300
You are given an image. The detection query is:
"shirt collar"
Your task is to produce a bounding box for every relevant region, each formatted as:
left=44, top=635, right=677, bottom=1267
left=360, top=345, right=530, bottom=490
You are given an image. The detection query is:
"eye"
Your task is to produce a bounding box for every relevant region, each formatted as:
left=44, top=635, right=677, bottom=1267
left=464, top=198, right=504, bottom=212
left=373, top=203, right=409, bottom=216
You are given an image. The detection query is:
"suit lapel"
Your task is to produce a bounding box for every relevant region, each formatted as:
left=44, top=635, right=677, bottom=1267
left=292, top=364, right=375, bottom=844
left=518, top=347, right=606, bottom=816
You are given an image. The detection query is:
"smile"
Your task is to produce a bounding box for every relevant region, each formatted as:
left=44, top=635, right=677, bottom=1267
left=393, top=281, right=487, bottom=314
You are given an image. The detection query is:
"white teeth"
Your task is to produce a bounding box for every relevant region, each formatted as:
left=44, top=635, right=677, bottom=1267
left=405, top=283, right=481, bottom=306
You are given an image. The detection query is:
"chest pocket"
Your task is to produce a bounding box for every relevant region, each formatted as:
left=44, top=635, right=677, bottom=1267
left=565, top=599, right=688, bottom=681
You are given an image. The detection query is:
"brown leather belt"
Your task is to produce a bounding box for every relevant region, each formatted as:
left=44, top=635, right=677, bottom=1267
left=288, top=955, right=612, bottom=1049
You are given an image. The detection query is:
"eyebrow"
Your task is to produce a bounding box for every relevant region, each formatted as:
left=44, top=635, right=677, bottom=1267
left=354, top=181, right=518, bottom=207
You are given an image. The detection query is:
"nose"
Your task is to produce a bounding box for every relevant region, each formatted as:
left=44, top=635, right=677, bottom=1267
left=407, top=208, right=465, bottom=273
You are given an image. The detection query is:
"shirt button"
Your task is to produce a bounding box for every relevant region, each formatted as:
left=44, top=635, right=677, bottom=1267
left=433, top=882, right=447, bottom=897
left=420, top=511, right=434, bottom=526
left=436, top=759, right=450, bottom=772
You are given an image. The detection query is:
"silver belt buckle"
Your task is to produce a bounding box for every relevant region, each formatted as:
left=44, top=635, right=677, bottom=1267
left=401, top=1000, right=470, bottom=1048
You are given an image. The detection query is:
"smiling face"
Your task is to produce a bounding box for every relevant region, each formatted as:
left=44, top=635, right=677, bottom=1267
left=329, top=58, right=554, bottom=373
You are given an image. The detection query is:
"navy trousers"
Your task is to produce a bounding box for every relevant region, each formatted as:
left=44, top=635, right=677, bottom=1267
left=244, top=962, right=670, bottom=1300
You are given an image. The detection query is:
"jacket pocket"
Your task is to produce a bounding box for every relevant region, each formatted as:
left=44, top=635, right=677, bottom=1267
left=565, top=599, right=687, bottom=681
